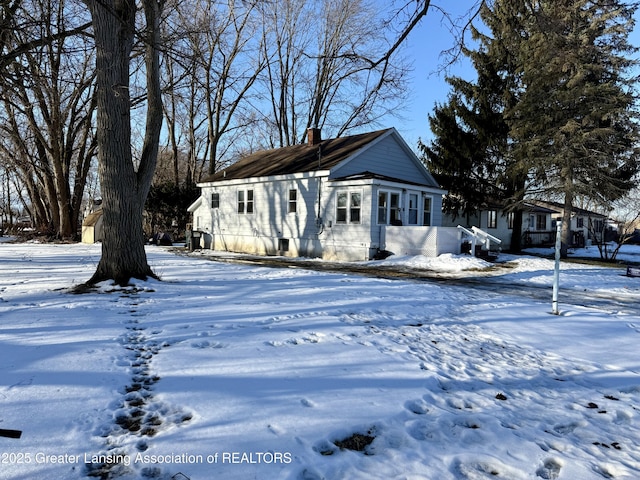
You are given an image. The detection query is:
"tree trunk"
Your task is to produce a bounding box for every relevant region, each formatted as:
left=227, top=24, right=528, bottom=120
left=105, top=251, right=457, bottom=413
left=561, top=191, right=574, bottom=259
left=86, top=0, right=162, bottom=286
left=510, top=208, right=523, bottom=253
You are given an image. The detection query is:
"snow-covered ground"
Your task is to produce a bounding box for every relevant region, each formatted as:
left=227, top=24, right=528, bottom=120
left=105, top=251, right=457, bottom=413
left=1, top=240, right=640, bottom=480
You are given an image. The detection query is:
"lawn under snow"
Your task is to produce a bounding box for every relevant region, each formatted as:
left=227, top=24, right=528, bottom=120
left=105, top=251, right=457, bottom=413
left=1, top=240, right=640, bottom=480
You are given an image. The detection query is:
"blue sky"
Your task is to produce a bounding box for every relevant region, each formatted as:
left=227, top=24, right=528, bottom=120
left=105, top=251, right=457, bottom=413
left=395, top=2, right=640, bottom=152
left=393, top=2, right=481, bottom=150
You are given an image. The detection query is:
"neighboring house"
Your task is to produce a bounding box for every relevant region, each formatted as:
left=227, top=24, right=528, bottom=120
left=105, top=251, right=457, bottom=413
left=188, top=128, right=455, bottom=261
left=444, top=200, right=609, bottom=250
left=81, top=208, right=103, bottom=244
left=531, top=200, right=609, bottom=247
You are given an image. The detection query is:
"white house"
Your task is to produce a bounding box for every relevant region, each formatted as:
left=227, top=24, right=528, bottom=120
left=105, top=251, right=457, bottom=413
left=188, top=128, right=458, bottom=261
left=529, top=201, right=609, bottom=247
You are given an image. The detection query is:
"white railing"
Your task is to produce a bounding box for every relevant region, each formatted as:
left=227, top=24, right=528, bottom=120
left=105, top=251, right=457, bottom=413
left=457, top=225, right=502, bottom=257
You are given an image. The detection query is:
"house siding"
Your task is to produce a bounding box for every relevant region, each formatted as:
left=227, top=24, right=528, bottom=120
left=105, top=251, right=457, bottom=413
left=196, top=176, right=324, bottom=257
left=321, top=183, right=376, bottom=260
left=381, top=226, right=461, bottom=257
left=331, top=135, right=436, bottom=186
left=192, top=175, right=446, bottom=260
left=189, top=128, right=451, bottom=261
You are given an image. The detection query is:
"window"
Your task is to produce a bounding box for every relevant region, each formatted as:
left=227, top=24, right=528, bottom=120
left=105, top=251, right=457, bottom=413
left=536, top=214, right=546, bottom=231
left=487, top=210, right=497, bottom=229
left=592, top=218, right=604, bottom=232
left=288, top=189, right=297, bottom=214
left=350, top=192, right=361, bottom=223
left=507, top=212, right=514, bottom=229
left=408, top=194, right=419, bottom=225
left=211, top=193, right=220, bottom=209
left=237, top=189, right=254, bottom=214
left=377, top=192, right=387, bottom=224
left=336, top=191, right=361, bottom=224
left=246, top=190, right=254, bottom=213
left=278, top=238, right=289, bottom=252
left=390, top=193, right=400, bottom=224
left=378, top=191, right=401, bottom=225
left=576, top=217, right=584, bottom=229
left=237, top=191, right=245, bottom=213
left=337, top=192, right=348, bottom=223
left=423, top=196, right=432, bottom=226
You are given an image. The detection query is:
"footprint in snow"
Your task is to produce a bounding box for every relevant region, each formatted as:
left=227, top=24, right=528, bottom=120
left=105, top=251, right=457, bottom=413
left=405, top=398, right=430, bottom=415
left=536, top=458, right=562, bottom=480
left=550, top=420, right=585, bottom=436
left=301, top=398, right=316, bottom=408
left=268, top=424, right=285, bottom=435
left=191, top=340, right=226, bottom=349
left=627, top=323, right=640, bottom=333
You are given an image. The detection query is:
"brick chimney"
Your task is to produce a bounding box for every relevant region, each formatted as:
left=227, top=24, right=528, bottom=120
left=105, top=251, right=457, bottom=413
left=307, top=127, right=322, bottom=146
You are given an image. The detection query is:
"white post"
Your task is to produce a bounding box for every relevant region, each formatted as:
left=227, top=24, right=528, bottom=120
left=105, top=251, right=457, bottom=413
left=552, top=221, right=562, bottom=315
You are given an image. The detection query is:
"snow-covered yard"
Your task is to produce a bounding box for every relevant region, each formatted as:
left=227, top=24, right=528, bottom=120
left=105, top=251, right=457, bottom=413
left=1, top=240, right=640, bottom=480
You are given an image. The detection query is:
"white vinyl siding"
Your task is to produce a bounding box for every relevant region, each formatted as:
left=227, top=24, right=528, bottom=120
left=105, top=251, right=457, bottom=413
left=331, top=134, right=437, bottom=187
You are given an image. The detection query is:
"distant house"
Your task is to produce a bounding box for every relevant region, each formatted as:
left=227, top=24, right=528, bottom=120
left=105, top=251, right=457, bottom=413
left=529, top=201, right=609, bottom=247
left=444, top=200, right=609, bottom=250
left=188, top=128, right=458, bottom=261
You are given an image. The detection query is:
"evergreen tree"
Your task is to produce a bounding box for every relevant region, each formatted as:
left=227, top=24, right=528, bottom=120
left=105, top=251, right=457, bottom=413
left=504, top=0, right=640, bottom=256
left=421, top=4, right=526, bottom=251
left=424, top=0, right=639, bottom=256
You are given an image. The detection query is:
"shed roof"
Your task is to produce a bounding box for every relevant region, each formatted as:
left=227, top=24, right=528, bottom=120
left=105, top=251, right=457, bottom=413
left=201, top=129, right=391, bottom=183
left=82, top=209, right=103, bottom=227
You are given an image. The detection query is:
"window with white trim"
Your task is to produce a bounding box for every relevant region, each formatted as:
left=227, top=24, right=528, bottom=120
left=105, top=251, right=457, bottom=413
left=408, top=193, right=419, bottom=225
left=237, top=189, right=254, bottom=214
left=349, top=192, right=361, bottom=223
left=378, top=191, right=401, bottom=225
left=423, top=196, right=432, bottom=226
left=211, top=193, right=220, bottom=209
left=488, top=210, right=498, bottom=229
left=288, top=189, right=297, bottom=214
left=336, top=191, right=361, bottom=224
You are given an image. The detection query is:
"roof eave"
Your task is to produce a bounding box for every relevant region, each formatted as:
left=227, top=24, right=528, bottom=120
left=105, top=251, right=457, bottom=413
left=197, top=170, right=331, bottom=188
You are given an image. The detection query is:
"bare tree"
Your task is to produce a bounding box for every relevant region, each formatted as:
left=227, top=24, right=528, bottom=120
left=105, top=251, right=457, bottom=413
left=256, top=0, right=411, bottom=146
left=159, top=0, right=205, bottom=185
left=161, top=0, right=266, bottom=177
left=589, top=191, right=640, bottom=261
left=83, top=0, right=163, bottom=285
left=0, top=0, right=96, bottom=239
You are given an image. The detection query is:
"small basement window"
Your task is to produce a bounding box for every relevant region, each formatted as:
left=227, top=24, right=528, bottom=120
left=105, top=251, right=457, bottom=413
left=278, top=238, right=290, bottom=252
